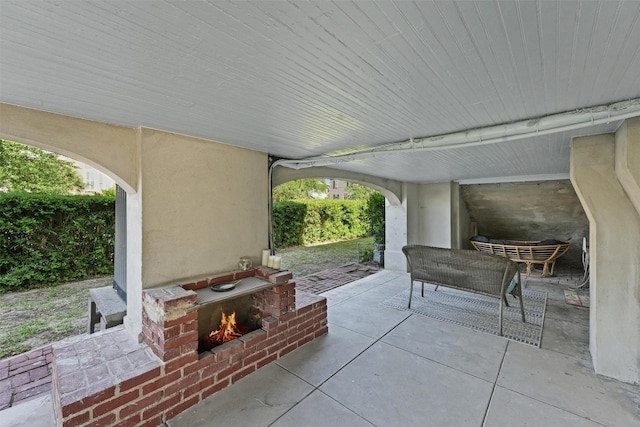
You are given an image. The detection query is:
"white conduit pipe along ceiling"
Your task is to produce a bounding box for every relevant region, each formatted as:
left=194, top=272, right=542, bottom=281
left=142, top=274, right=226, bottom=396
left=267, top=98, right=640, bottom=251
left=276, top=98, right=640, bottom=169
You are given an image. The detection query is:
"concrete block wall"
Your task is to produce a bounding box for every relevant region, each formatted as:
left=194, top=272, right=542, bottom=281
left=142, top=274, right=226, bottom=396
left=460, top=180, right=589, bottom=267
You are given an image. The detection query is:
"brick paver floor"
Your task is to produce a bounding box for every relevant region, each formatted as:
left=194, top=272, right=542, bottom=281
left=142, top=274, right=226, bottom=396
left=294, top=263, right=380, bottom=294
left=0, top=345, right=53, bottom=410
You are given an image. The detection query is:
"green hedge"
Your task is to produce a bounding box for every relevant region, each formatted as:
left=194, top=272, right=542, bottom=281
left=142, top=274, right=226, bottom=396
left=366, top=192, right=385, bottom=244
left=0, top=193, right=115, bottom=292
left=1, top=194, right=382, bottom=290
left=272, top=199, right=370, bottom=248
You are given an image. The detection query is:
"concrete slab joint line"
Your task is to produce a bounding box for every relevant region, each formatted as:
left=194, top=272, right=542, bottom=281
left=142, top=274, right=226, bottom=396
left=160, top=274, right=640, bottom=427
left=4, top=270, right=639, bottom=426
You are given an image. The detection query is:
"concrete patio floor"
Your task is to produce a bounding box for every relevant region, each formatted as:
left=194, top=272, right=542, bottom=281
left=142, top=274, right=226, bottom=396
left=2, top=269, right=639, bottom=426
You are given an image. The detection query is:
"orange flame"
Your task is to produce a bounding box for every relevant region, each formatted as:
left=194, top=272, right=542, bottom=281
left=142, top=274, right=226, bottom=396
left=208, top=310, right=242, bottom=345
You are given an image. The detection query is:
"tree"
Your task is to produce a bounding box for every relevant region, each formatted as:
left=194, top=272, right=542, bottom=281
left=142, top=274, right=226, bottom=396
left=0, top=139, right=84, bottom=194
left=272, top=179, right=328, bottom=202
left=345, top=183, right=377, bottom=200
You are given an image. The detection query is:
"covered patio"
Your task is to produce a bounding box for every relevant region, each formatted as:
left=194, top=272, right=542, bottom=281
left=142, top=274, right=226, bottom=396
left=4, top=269, right=638, bottom=426
left=1, top=1, right=639, bottom=425
left=168, top=271, right=638, bottom=427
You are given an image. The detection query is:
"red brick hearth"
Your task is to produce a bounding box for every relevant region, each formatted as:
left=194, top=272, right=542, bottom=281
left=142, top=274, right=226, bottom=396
left=51, top=268, right=328, bottom=426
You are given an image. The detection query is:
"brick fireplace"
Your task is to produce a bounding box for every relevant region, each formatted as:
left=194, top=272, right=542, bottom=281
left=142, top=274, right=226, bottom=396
left=51, top=267, right=328, bottom=426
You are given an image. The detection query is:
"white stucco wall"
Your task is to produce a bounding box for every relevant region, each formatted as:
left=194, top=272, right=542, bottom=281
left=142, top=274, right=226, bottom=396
left=417, top=182, right=453, bottom=248
left=138, top=128, right=269, bottom=287
left=615, top=117, right=640, bottom=215
left=386, top=181, right=468, bottom=270
left=571, top=131, right=640, bottom=384
left=405, top=183, right=420, bottom=247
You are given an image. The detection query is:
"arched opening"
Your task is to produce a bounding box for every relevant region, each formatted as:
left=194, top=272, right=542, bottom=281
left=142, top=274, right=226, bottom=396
left=272, top=164, right=402, bottom=206
left=270, top=164, right=407, bottom=277
left=0, top=137, right=129, bottom=360
left=270, top=175, right=386, bottom=284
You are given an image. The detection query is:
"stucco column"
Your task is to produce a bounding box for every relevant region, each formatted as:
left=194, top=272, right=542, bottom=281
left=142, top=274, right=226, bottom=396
left=384, top=183, right=417, bottom=271
left=385, top=181, right=472, bottom=271
left=124, top=190, right=144, bottom=339
left=615, top=117, right=640, bottom=215
left=570, top=132, right=640, bottom=384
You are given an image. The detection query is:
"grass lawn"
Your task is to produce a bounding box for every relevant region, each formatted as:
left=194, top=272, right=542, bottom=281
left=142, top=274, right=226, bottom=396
left=277, top=236, right=375, bottom=277
left=0, top=237, right=376, bottom=360
left=0, top=277, right=111, bottom=359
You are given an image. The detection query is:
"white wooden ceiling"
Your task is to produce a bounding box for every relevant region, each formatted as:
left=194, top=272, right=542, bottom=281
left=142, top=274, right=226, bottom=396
left=1, top=1, right=639, bottom=183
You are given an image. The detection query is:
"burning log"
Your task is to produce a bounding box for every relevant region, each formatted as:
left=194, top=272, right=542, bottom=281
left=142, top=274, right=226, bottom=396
left=203, top=310, right=251, bottom=350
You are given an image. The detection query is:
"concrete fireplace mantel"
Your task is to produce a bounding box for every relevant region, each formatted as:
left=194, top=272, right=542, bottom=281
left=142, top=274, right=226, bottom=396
left=193, top=276, right=278, bottom=305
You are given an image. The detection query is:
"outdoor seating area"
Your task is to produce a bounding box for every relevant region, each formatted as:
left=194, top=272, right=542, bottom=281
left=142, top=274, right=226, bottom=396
left=2, top=2, right=640, bottom=414
left=402, top=245, right=524, bottom=336
left=3, top=269, right=638, bottom=426
left=167, top=269, right=637, bottom=426
left=470, top=236, right=571, bottom=277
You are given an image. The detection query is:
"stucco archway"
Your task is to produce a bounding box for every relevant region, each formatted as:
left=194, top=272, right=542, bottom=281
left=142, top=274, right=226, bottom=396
left=0, top=104, right=138, bottom=193
left=271, top=164, right=406, bottom=271
left=272, top=164, right=402, bottom=206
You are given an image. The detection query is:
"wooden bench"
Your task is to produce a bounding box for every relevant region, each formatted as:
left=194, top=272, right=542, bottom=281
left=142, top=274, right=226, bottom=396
left=470, top=239, right=570, bottom=277
left=402, top=245, right=524, bottom=336
left=87, top=286, right=127, bottom=334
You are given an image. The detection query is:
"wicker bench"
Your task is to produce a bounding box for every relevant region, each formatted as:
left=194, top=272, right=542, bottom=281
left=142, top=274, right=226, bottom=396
left=402, top=245, right=524, bottom=336
left=469, top=238, right=570, bottom=277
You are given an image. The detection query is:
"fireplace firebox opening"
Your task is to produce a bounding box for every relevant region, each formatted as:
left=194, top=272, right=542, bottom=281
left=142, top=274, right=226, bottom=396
left=197, top=295, right=261, bottom=352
